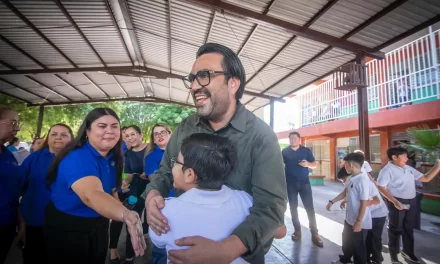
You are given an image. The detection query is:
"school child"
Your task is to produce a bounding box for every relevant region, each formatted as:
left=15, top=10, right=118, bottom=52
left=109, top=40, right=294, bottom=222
left=327, top=153, right=380, bottom=264
left=377, top=147, right=440, bottom=264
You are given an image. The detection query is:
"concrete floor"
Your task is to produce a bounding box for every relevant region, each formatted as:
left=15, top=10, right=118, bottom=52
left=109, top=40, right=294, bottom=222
left=6, top=181, right=440, bottom=264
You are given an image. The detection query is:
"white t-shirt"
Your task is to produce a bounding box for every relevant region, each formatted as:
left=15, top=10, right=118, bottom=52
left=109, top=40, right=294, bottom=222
left=149, top=185, right=252, bottom=264
left=377, top=162, right=424, bottom=199
left=368, top=180, right=389, bottom=218
left=361, top=161, right=373, bottom=174
left=345, top=173, right=372, bottom=229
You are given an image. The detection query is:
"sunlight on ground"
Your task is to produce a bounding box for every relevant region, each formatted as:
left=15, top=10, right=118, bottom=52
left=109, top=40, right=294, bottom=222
left=285, top=207, right=344, bottom=246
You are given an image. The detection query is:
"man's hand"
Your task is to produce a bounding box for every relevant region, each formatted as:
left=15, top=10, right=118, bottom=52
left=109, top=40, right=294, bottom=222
left=340, top=200, right=347, bottom=209
left=353, top=221, right=362, bottom=232
left=326, top=202, right=333, bottom=211
left=168, top=236, right=245, bottom=264
left=145, top=191, right=169, bottom=235
left=393, top=200, right=405, bottom=210
left=298, top=160, right=309, bottom=168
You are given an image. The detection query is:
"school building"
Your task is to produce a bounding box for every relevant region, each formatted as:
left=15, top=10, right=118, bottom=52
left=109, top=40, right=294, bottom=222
left=270, top=26, right=440, bottom=214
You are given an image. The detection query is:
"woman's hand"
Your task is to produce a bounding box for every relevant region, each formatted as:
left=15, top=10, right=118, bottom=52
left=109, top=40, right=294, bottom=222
left=125, top=211, right=147, bottom=256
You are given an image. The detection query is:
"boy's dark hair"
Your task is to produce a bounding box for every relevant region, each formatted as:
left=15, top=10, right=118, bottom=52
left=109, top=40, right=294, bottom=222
left=387, top=146, right=408, bottom=160
left=343, top=153, right=365, bottom=167
left=180, top=133, right=236, bottom=190
left=337, top=166, right=350, bottom=179
left=289, top=131, right=300, bottom=138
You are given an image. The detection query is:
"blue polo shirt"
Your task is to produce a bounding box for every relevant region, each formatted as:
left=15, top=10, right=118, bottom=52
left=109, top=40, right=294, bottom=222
left=0, top=145, right=21, bottom=228
left=50, top=141, right=116, bottom=218
left=282, top=145, right=315, bottom=184
left=145, top=145, right=174, bottom=197
left=20, top=147, right=55, bottom=226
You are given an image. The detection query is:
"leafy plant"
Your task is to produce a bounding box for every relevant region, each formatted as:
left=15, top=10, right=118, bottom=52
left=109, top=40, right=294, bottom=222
left=402, top=125, right=440, bottom=163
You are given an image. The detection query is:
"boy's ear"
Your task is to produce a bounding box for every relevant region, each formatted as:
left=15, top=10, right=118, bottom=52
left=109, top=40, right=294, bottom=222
left=391, top=155, right=398, bottom=161
left=184, top=167, right=197, bottom=184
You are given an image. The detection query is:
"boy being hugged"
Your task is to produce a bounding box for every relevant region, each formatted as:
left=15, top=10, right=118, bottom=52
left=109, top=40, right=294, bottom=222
left=327, top=153, right=380, bottom=264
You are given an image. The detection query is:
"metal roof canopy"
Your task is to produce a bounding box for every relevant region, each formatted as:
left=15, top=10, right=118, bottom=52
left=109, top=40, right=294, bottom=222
left=0, top=0, right=438, bottom=112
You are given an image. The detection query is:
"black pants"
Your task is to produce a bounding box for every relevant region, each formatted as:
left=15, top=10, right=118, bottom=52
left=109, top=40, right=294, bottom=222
left=387, top=196, right=417, bottom=260
left=109, top=192, right=129, bottom=250
left=22, top=225, right=47, bottom=264
left=366, top=217, right=386, bottom=263
left=44, top=202, right=109, bottom=264
left=0, top=224, right=16, bottom=263
left=340, top=221, right=367, bottom=264
left=125, top=197, right=146, bottom=259
left=286, top=181, right=318, bottom=233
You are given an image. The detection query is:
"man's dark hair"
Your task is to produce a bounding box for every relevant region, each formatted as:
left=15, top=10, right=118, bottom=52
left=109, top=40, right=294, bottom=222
left=180, top=133, right=236, bottom=190
left=196, top=43, right=246, bottom=102
left=343, top=153, right=365, bottom=167
left=289, top=131, right=301, bottom=138
left=387, top=146, right=408, bottom=160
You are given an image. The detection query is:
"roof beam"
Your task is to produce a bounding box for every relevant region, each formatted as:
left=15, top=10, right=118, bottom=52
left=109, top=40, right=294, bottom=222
left=245, top=0, right=339, bottom=84
left=0, top=77, right=51, bottom=102
left=187, top=0, right=384, bottom=59
left=27, top=96, right=195, bottom=108
left=83, top=73, right=110, bottom=98
left=205, top=11, right=217, bottom=43
left=0, top=90, right=31, bottom=103
left=245, top=0, right=408, bottom=106
left=25, top=76, right=71, bottom=101
left=0, top=66, right=284, bottom=102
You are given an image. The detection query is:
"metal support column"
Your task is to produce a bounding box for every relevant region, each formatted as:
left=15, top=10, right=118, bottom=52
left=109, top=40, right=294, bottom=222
left=269, top=98, right=275, bottom=129
left=356, top=52, right=370, bottom=162
left=36, top=105, right=44, bottom=138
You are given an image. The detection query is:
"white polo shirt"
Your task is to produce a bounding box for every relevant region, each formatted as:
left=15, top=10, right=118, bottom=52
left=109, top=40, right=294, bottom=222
left=369, top=180, right=388, bottom=218
left=377, top=162, right=424, bottom=199
left=345, top=173, right=372, bottom=229
left=149, top=185, right=252, bottom=264
left=361, top=161, right=373, bottom=174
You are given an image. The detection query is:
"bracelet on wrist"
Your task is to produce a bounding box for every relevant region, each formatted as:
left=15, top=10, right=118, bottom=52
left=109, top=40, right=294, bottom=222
left=329, top=200, right=334, bottom=204
left=122, top=209, right=130, bottom=223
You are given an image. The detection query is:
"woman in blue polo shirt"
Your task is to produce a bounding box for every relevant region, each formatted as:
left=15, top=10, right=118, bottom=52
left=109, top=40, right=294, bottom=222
left=144, top=123, right=172, bottom=264
left=44, top=108, right=146, bottom=264
left=0, top=105, right=22, bottom=263
left=20, top=123, right=73, bottom=263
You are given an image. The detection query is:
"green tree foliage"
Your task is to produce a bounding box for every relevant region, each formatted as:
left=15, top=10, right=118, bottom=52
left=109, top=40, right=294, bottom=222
left=0, top=94, right=195, bottom=142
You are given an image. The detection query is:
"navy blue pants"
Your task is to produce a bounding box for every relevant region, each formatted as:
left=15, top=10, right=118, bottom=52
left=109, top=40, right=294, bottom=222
left=286, top=181, right=318, bottom=234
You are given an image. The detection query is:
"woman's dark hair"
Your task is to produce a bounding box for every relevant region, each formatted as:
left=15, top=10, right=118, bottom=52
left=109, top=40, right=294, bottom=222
left=40, top=123, right=74, bottom=150
left=147, top=123, right=172, bottom=154
left=180, top=133, right=236, bottom=190
left=125, top=125, right=142, bottom=134
left=46, top=108, right=124, bottom=189
left=197, top=43, right=246, bottom=102
left=8, top=137, right=19, bottom=146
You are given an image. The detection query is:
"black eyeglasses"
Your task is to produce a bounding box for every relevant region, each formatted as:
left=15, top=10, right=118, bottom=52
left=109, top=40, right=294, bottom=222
left=153, top=130, right=169, bottom=138
left=182, top=70, right=229, bottom=89
left=170, top=157, right=185, bottom=168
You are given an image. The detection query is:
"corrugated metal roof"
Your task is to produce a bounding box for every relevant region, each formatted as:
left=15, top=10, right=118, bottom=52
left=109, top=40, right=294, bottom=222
left=0, top=0, right=437, bottom=109
left=348, top=0, right=440, bottom=47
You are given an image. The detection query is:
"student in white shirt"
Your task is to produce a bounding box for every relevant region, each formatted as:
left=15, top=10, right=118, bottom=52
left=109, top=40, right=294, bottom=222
left=327, top=153, right=380, bottom=264
left=377, top=147, right=440, bottom=264
left=149, top=133, right=286, bottom=264
left=354, top=149, right=373, bottom=177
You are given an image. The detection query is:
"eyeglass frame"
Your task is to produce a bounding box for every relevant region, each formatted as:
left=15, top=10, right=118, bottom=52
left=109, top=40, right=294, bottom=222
left=182, top=70, right=229, bottom=89
left=170, top=157, right=185, bottom=168
left=153, top=130, right=169, bottom=138
left=0, top=120, right=20, bottom=128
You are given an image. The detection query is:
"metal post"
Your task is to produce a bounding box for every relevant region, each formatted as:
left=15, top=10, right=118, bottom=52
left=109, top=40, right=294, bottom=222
left=269, top=98, right=275, bottom=129
left=356, top=52, right=370, bottom=162
left=36, top=105, right=44, bottom=138
left=428, top=26, right=439, bottom=99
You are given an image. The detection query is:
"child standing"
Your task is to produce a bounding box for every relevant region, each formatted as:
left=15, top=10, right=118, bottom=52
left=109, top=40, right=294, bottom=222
left=327, top=153, right=380, bottom=264
left=377, top=147, right=440, bottom=264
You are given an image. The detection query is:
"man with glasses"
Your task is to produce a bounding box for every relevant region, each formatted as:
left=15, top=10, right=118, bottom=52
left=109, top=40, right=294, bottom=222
left=143, top=43, right=287, bottom=263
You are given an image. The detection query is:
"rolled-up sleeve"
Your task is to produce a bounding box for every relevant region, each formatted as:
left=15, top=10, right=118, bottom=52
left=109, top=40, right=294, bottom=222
left=232, top=131, right=287, bottom=261
left=142, top=128, right=179, bottom=199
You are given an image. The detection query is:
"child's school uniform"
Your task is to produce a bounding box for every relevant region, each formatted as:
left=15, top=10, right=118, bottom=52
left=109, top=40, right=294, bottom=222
left=377, top=162, right=423, bottom=261
left=338, top=173, right=372, bottom=264
left=366, top=180, right=388, bottom=263
left=149, top=185, right=252, bottom=264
